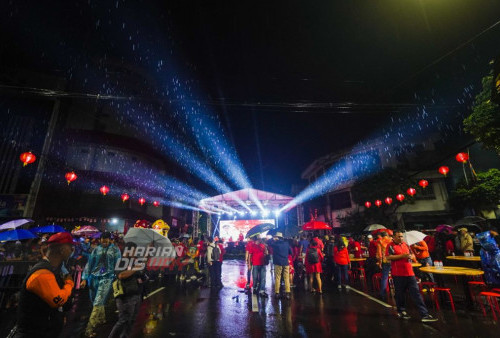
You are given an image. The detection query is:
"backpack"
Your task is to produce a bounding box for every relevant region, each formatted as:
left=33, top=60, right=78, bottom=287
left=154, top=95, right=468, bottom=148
left=211, top=245, right=221, bottom=262
left=306, top=247, right=319, bottom=264
left=326, top=242, right=335, bottom=257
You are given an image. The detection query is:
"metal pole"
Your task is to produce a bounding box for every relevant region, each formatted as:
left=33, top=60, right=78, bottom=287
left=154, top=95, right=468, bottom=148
left=23, top=99, right=60, bottom=218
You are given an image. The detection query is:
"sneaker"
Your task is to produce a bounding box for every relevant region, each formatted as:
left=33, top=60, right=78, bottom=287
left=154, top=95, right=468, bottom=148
left=344, top=285, right=350, bottom=289
left=260, top=291, right=269, bottom=298
left=421, top=315, right=438, bottom=323
left=397, top=311, right=411, bottom=320
left=337, top=285, right=342, bottom=289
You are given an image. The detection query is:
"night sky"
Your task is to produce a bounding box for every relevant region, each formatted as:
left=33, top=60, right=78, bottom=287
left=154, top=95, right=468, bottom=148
left=1, top=0, right=500, bottom=199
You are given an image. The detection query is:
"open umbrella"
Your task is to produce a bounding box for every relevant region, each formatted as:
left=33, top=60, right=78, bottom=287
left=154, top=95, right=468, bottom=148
left=72, top=225, right=99, bottom=236
left=124, top=227, right=174, bottom=257
left=372, top=228, right=393, bottom=236
left=0, top=229, right=37, bottom=241
left=0, top=219, right=34, bottom=231
left=30, top=225, right=66, bottom=234
left=436, top=224, right=453, bottom=234
left=302, top=220, right=332, bottom=231
left=404, top=230, right=427, bottom=245
left=246, top=223, right=275, bottom=238
left=455, top=216, right=486, bottom=226
left=363, top=224, right=386, bottom=232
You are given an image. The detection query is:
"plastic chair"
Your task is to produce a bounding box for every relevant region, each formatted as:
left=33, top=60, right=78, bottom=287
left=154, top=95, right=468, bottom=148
left=419, top=281, right=437, bottom=296
left=478, top=292, right=500, bottom=321
left=433, top=287, right=455, bottom=312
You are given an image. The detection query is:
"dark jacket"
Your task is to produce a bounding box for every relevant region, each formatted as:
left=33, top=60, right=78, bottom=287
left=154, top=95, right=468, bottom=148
left=270, top=239, right=292, bottom=266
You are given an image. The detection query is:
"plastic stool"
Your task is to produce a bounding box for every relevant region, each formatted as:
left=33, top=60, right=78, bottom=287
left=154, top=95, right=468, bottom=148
left=478, top=292, right=500, bottom=321
left=468, top=281, right=487, bottom=303
left=419, top=281, right=437, bottom=296
left=433, top=287, right=455, bottom=312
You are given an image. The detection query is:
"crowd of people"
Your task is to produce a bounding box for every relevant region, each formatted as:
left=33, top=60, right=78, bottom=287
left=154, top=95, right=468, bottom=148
left=6, top=226, right=500, bottom=337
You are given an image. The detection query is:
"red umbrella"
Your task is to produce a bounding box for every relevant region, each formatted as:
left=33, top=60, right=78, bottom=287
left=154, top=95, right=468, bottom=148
left=372, top=228, right=393, bottom=236
left=302, top=220, right=332, bottom=231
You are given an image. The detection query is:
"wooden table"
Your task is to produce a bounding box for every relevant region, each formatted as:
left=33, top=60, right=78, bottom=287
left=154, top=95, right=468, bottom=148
left=350, top=258, right=366, bottom=262
left=419, top=266, right=484, bottom=309
left=446, top=256, right=481, bottom=262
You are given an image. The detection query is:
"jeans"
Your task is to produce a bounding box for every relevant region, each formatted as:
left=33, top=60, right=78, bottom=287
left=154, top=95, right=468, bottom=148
left=393, top=275, right=429, bottom=317
left=109, top=294, right=141, bottom=338
left=335, top=264, right=349, bottom=286
left=247, top=265, right=252, bottom=286
left=419, top=257, right=435, bottom=283
left=211, top=261, right=222, bottom=287
left=252, top=265, right=267, bottom=292
left=274, top=265, right=290, bottom=293
left=380, top=263, right=391, bottom=297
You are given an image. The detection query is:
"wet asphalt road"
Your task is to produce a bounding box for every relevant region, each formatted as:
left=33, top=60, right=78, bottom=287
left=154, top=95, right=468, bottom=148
left=114, top=260, right=499, bottom=338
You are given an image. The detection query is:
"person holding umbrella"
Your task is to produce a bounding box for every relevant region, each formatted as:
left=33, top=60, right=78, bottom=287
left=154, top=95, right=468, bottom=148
left=14, top=232, right=75, bottom=338
left=386, top=231, right=437, bottom=322
left=248, top=235, right=269, bottom=297
left=80, top=231, right=121, bottom=337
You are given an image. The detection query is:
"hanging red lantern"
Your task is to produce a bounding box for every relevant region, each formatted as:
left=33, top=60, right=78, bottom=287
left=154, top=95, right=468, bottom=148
left=407, top=187, right=416, bottom=196
left=455, top=152, right=469, bottom=163
left=418, top=179, right=429, bottom=189
left=65, top=171, right=77, bottom=185
left=121, top=193, right=129, bottom=202
left=153, top=200, right=160, bottom=207
left=20, top=152, right=36, bottom=166
left=438, top=166, right=449, bottom=177
left=396, top=194, right=405, bottom=202
left=139, top=197, right=146, bottom=206
left=100, top=185, right=110, bottom=196
left=375, top=200, right=382, bottom=207
left=385, top=197, right=393, bottom=205
left=364, top=201, right=372, bottom=208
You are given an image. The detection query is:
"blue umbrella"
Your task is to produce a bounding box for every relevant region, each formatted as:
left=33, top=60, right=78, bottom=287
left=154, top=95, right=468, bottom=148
left=0, top=229, right=37, bottom=241
left=29, top=225, right=66, bottom=234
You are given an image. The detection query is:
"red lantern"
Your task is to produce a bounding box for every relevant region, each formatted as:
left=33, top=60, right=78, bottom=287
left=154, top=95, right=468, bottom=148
left=20, top=152, right=36, bottom=166
left=153, top=200, right=160, bottom=207
left=139, top=197, right=146, bottom=206
left=375, top=200, right=382, bottom=207
left=364, top=201, right=372, bottom=208
left=121, top=193, right=129, bottom=202
left=438, top=166, right=449, bottom=177
left=385, top=197, right=393, bottom=205
left=407, top=187, right=416, bottom=196
left=455, top=152, right=469, bottom=163
left=396, top=194, right=405, bottom=202
left=65, top=171, right=77, bottom=185
left=418, top=179, right=429, bottom=189
left=100, top=185, right=110, bottom=196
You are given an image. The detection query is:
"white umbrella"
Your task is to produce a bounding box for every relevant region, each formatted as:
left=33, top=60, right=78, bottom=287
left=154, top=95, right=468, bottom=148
left=124, top=227, right=175, bottom=258
left=363, top=224, right=386, bottom=232
left=0, top=219, right=34, bottom=231
left=404, top=230, right=427, bottom=245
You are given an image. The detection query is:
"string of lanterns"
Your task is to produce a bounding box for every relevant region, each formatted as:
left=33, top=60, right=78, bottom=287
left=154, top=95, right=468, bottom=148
left=364, top=151, right=472, bottom=209
left=19, top=151, right=161, bottom=207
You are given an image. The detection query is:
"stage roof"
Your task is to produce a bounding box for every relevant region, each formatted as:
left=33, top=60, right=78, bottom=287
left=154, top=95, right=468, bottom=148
left=199, top=188, right=294, bottom=210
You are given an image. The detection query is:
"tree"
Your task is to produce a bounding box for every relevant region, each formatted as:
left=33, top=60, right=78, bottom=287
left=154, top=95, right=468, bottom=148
left=464, top=73, right=500, bottom=155
left=450, top=168, right=500, bottom=212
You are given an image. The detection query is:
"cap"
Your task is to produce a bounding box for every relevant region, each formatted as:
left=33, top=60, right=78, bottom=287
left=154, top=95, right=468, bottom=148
left=367, top=235, right=373, bottom=239
left=47, top=232, right=73, bottom=246
left=274, top=232, right=283, bottom=238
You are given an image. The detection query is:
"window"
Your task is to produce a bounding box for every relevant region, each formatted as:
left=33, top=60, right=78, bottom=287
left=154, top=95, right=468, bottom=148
left=331, top=191, right=352, bottom=211
left=415, top=183, right=436, bottom=200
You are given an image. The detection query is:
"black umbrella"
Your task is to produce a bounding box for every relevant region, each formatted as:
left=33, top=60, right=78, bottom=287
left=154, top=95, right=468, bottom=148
left=246, top=223, right=275, bottom=238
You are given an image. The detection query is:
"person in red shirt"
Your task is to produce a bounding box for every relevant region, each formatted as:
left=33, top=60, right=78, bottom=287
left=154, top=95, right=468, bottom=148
left=333, top=239, right=350, bottom=289
left=411, top=240, right=434, bottom=283
left=366, top=234, right=380, bottom=291
left=386, top=231, right=437, bottom=322
left=306, top=240, right=324, bottom=294
left=248, top=236, right=269, bottom=297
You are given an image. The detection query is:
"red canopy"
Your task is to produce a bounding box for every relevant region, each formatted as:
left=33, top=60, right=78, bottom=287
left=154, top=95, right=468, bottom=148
left=302, top=220, right=332, bottom=231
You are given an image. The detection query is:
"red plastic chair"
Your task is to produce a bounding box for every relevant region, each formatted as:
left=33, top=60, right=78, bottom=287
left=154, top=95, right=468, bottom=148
left=433, top=287, right=455, bottom=312
left=478, top=292, right=500, bottom=321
